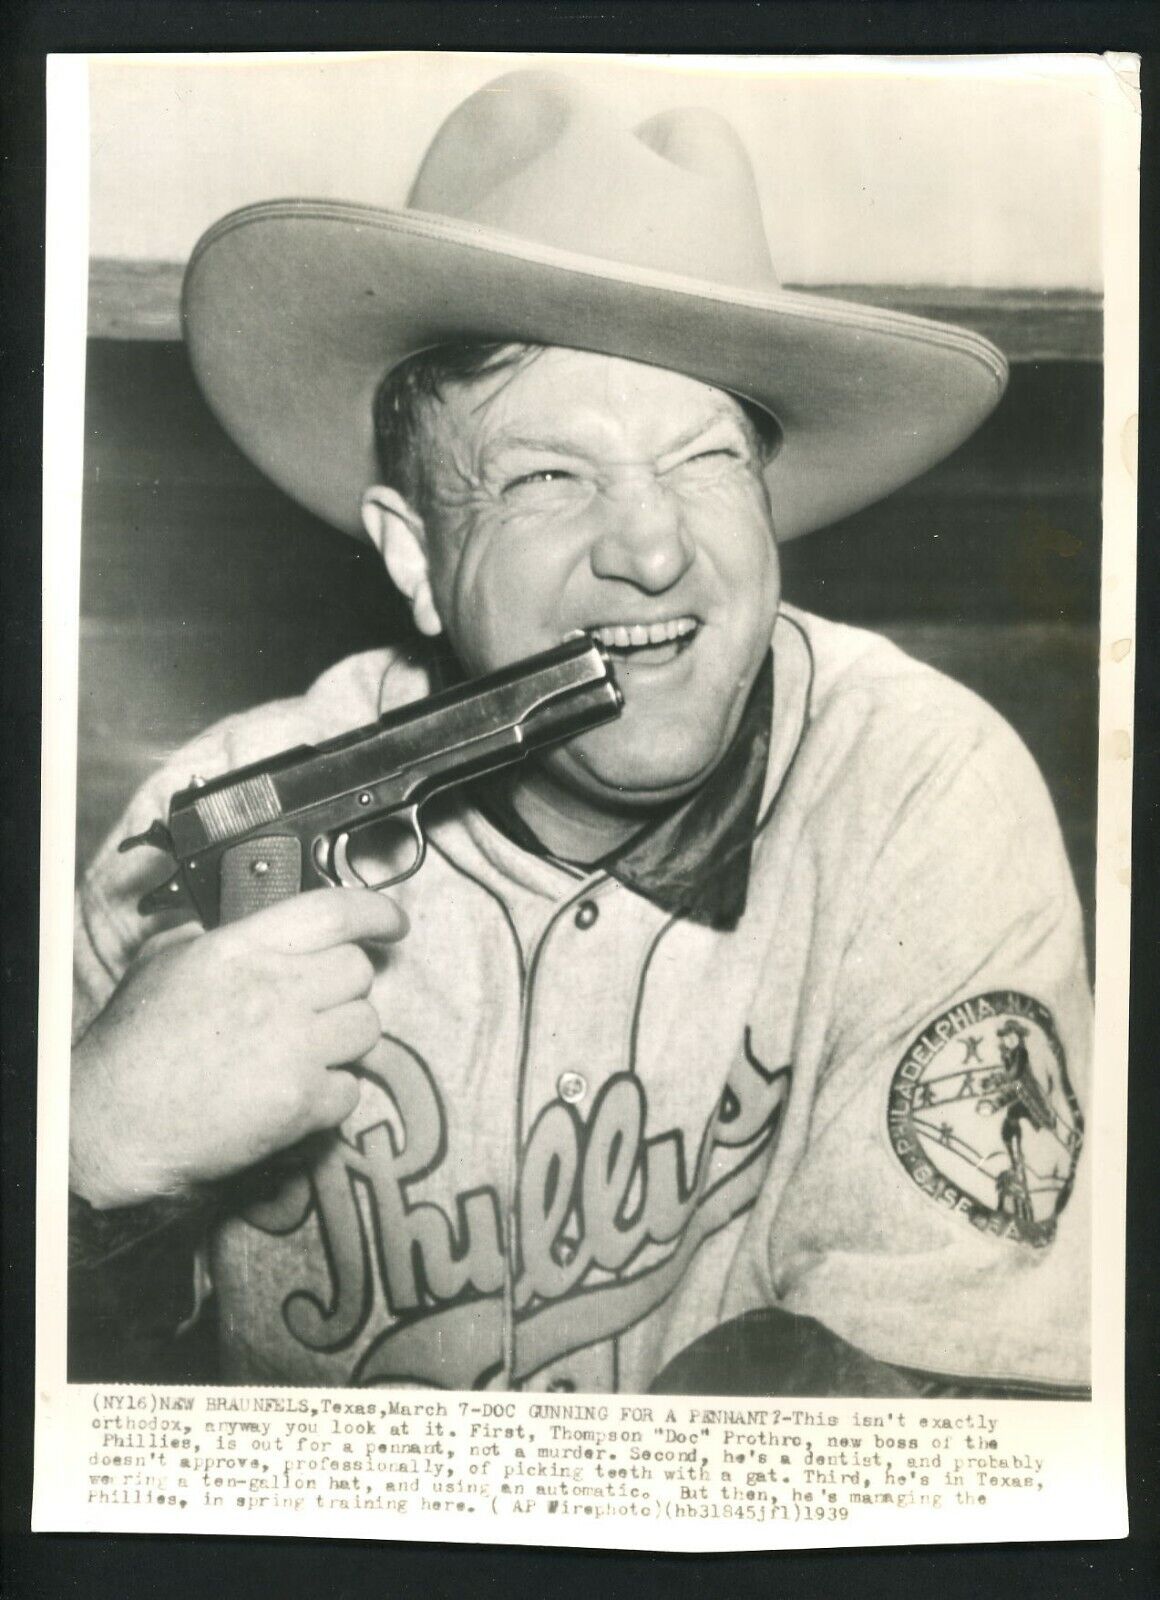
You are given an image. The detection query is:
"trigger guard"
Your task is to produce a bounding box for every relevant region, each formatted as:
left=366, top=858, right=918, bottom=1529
left=329, top=811, right=427, bottom=891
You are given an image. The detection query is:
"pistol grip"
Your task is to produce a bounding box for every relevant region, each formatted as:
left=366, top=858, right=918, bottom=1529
left=219, top=836, right=302, bottom=924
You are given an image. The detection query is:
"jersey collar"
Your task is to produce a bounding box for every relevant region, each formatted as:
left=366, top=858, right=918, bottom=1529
left=468, top=609, right=814, bottom=932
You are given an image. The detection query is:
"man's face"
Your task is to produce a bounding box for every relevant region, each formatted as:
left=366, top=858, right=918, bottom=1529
left=416, top=347, right=781, bottom=811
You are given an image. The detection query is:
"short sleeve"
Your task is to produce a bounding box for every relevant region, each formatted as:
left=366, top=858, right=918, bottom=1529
left=769, top=711, right=1091, bottom=1391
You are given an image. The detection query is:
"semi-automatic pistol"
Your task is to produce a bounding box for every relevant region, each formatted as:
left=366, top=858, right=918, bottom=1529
left=121, top=636, right=622, bottom=928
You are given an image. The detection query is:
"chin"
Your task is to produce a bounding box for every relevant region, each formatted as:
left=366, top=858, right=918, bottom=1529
left=561, top=725, right=728, bottom=811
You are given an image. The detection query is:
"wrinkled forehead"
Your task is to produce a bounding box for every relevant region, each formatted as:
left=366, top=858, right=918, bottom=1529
left=419, top=346, right=769, bottom=465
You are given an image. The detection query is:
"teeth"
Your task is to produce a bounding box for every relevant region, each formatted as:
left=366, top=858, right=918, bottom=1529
left=588, top=617, right=697, bottom=649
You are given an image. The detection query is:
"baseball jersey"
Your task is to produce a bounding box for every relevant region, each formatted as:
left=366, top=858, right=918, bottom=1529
left=73, top=605, right=1091, bottom=1393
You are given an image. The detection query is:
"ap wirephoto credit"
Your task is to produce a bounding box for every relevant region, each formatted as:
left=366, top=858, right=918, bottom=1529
left=36, top=53, right=1136, bottom=1552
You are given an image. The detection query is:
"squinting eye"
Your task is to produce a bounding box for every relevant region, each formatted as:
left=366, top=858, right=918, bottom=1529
left=669, top=447, right=743, bottom=479
left=503, top=469, right=576, bottom=493
left=688, top=448, right=740, bottom=464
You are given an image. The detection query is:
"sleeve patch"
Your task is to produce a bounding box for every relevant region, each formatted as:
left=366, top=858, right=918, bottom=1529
left=887, top=991, right=1083, bottom=1247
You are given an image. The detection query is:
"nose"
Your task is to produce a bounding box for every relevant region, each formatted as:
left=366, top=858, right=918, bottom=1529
left=588, top=476, right=695, bottom=593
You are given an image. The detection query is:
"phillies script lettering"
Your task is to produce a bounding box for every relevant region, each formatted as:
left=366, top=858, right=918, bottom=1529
left=238, top=1034, right=791, bottom=1388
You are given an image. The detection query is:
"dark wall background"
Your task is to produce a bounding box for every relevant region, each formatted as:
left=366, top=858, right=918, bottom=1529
left=77, top=335, right=1101, bottom=953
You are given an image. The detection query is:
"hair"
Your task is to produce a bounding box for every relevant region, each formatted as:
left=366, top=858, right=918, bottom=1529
left=371, top=342, right=537, bottom=512
left=371, top=340, right=782, bottom=514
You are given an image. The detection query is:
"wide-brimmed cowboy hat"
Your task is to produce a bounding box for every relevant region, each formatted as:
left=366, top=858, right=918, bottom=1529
left=182, top=68, right=1008, bottom=542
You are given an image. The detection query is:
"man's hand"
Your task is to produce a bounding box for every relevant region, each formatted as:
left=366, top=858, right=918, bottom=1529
left=70, top=888, right=407, bottom=1210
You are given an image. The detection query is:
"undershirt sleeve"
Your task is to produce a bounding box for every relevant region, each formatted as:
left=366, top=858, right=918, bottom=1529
left=69, top=732, right=239, bottom=1377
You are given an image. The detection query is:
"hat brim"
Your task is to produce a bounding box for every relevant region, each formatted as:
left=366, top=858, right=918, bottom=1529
left=182, top=200, right=1008, bottom=542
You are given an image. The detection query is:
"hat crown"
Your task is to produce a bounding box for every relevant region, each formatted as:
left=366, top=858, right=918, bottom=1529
left=408, top=70, right=779, bottom=291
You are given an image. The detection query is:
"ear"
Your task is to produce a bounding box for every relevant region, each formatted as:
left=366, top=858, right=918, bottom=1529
left=360, top=486, right=444, bottom=637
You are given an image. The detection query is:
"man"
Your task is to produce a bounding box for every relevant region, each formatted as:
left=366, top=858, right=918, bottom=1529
left=69, top=70, right=1090, bottom=1395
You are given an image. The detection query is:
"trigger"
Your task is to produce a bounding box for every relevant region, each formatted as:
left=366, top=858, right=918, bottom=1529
left=332, top=832, right=366, bottom=889
left=312, top=834, right=344, bottom=888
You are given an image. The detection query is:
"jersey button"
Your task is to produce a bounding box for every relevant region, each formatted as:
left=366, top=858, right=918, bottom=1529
left=557, top=1070, right=587, bottom=1104
left=574, top=900, right=599, bottom=930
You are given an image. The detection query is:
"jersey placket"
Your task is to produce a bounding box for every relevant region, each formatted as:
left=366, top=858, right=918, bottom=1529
left=506, top=872, right=662, bottom=1392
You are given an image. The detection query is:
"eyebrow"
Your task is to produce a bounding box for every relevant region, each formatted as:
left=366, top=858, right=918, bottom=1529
left=486, top=410, right=747, bottom=462
left=485, top=431, right=595, bottom=457
left=655, top=412, right=750, bottom=461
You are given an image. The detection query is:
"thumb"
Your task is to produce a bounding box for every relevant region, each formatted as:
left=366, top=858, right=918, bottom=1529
left=129, top=920, right=205, bottom=970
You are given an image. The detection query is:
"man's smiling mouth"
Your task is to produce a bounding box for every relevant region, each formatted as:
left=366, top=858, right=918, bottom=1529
left=583, top=616, right=699, bottom=667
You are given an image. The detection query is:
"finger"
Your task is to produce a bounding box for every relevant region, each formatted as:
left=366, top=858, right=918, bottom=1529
left=304, top=1068, right=362, bottom=1132
left=308, top=998, right=382, bottom=1067
left=298, top=943, right=376, bottom=1011
left=225, top=887, right=409, bottom=956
